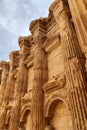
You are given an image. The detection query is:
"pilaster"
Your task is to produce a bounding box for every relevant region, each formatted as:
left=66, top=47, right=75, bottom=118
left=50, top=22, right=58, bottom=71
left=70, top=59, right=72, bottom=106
left=50, top=0, right=87, bottom=130
left=67, top=0, right=87, bottom=71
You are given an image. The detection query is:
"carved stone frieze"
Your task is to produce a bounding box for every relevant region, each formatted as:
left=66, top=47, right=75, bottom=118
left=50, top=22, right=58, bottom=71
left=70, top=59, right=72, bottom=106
left=43, top=74, right=66, bottom=94
left=0, top=0, right=87, bottom=130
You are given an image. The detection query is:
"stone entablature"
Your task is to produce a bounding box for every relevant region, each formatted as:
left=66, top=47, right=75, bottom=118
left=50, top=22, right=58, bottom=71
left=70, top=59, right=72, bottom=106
left=0, top=0, right=87, bottom=130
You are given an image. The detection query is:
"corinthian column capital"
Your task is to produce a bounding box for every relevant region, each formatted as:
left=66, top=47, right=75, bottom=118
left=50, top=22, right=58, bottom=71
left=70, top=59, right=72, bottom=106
left=0, top=61, right=10, bottom=70
left=29, top=18, right=47, bottom=45
left=49, top=0, right=71, bottom=23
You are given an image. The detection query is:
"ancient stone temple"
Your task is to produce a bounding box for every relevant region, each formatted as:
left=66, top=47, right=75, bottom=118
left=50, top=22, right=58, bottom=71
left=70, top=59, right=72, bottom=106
left=0, top=0, right=87, bottom=130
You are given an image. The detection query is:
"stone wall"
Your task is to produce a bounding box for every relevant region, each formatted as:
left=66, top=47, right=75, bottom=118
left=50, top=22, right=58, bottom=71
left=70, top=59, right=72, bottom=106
left=0, top=0, right=87, bottom=130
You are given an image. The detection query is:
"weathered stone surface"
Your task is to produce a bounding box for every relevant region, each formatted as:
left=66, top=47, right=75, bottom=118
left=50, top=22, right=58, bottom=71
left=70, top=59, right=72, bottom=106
left=0, top=0, right=87, bottom=130
left=51, top=1, right=87, bottom=130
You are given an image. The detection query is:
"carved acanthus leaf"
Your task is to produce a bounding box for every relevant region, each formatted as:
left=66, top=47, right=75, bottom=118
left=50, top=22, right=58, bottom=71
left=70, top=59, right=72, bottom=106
left=0, top=61, right=10, bottom=69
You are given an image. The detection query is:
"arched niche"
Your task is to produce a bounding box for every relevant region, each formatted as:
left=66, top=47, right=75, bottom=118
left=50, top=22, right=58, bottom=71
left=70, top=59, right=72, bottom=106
left=20, top=107, right=31, bottom=130
left=45, top=95, right=73, bottom=130
left=45, top=94, right=68, bottom=117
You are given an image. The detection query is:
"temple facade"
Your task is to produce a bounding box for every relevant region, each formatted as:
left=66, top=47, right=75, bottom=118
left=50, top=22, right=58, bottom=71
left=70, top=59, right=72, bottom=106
left=0, top=0, right=87, bottom=130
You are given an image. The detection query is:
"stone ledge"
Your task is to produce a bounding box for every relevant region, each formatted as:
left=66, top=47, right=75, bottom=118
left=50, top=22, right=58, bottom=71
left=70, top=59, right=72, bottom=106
left=42, top=72, right=66, bottom=94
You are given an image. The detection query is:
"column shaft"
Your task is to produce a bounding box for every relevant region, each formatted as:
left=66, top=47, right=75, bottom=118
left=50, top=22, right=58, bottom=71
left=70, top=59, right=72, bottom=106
left=0, top=61, right=9, bottom=130
left=32, top=43, right=45, bottom=130
left=59, top=10, right=87, bottom=130
left=8, top=38, right=29, bottom=130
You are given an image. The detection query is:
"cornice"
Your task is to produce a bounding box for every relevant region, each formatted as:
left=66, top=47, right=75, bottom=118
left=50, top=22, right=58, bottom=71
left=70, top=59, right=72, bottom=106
left=33, top=35, right=46, bottom=45
left=18, top=35, right=33, bottom=48
left=47, top=19, right=57, bottom=33
left=49, top=0, right=60, bottom=12
left=42, top=34, right=60, bottom=53
left=9, top=51, right=19, bottom=68
left=9, top=51, right=19, bottom=61
left=18, top=36, right=34, bottom=60
left=49, top=0, right=69, bottom=15
left=0, top=61, right=10, bottom=69
left=42, top=73, right=66, bottom=94
left=24, top=54, right=34, bottom=67
left=29, top=18, right=47, bottom=34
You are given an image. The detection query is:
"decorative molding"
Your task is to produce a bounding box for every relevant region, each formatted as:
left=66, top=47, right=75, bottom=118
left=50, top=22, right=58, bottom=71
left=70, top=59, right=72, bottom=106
left=44, top=93, right=68, bottom=117
left=24, top=54, right=34, bottom=67
left=20, top=104, right=31, bottom=122
left=33, top=36, right=46, bottom=45
left=0, top=61, right=10, bottom=69
left=29, top=18, right=47, bottom=34
left=42, top=35, right=60, bottom=53
left=9, top=51, right=19, bottom=68
left=49, top=0, right=69, bottom=14
left=18, top=36, right=30, bottom=48
left=42, top=73, right=66, bottom=94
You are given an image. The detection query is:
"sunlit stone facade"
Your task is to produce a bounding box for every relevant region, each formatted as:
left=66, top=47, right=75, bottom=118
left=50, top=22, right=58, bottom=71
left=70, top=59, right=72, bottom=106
left=0, top=0, right=87, bottom=130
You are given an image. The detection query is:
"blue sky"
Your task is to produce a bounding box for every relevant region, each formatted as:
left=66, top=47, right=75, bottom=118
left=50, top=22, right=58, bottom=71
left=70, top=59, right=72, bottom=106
left=0, top=0, right=53, bottom=61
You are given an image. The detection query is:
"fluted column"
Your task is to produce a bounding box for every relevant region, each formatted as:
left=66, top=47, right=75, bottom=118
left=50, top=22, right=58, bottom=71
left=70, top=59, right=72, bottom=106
left=0, top=61, right=9, bottom=105
left=0, top=52, right=19, bottom=130
left=8, top=37, right=30, bottom=130
left=51, top=0, right=87, bottom=130
left=3, top=51, right=19, bottom=105
left=0, top=61, right=9, bottom=130
left=67, top=0, right=87, bottom=71
left=30, top=18, right=47, bottom=130
left=32, top=40, right=44, bottom=130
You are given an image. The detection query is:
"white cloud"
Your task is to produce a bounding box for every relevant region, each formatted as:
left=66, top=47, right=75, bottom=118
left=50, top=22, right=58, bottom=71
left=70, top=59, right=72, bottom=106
left=0, top=0, right=53, bottom=61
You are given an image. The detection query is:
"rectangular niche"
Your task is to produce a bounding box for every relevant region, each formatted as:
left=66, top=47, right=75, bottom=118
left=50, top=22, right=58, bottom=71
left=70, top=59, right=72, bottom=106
left=47, top=45, right=64, bottom=80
